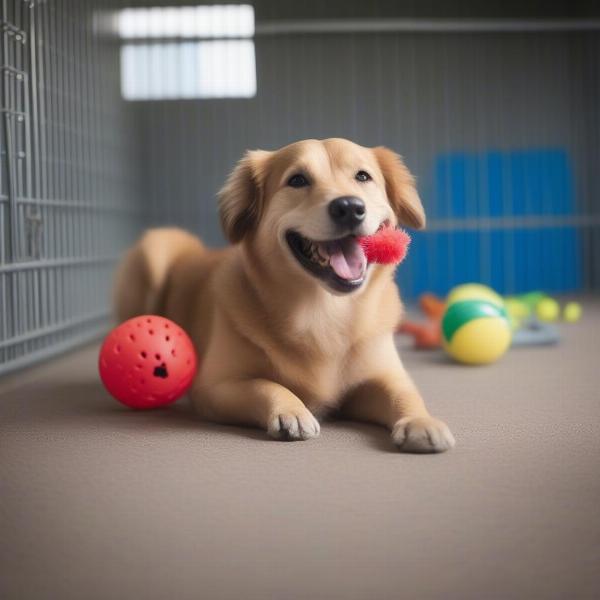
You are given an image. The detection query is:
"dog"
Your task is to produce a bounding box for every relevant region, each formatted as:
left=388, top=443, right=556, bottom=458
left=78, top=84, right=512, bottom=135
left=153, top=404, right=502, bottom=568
left=114, top=138, right=455, bottom=452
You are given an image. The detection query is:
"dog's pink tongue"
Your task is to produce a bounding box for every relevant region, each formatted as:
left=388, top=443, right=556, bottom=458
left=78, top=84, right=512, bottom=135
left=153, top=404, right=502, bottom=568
left=324, top=237, right=367, bottom=281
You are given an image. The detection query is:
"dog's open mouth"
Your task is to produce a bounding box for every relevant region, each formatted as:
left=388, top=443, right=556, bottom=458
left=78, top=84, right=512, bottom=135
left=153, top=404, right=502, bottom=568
left=285, top=230, right=367, bottom=293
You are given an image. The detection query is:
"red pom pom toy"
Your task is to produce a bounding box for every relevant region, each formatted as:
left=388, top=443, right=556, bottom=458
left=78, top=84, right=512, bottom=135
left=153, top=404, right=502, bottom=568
left=359, top=227, right=411, bottom=265
left=99, top=315, right=198, bottom=409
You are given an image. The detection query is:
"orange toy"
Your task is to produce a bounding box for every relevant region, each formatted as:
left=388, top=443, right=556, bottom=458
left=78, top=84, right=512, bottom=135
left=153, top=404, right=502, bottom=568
left=397, top=294, right=446, bottom=349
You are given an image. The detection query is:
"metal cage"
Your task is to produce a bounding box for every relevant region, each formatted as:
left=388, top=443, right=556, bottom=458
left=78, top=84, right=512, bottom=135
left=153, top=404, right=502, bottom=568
left=1, top=0, right=141, bottom=375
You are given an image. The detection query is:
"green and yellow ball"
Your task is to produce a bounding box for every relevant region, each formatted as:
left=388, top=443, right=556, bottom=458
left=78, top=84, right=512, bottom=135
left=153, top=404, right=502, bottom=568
left=442, top=299, right=512, bottom=365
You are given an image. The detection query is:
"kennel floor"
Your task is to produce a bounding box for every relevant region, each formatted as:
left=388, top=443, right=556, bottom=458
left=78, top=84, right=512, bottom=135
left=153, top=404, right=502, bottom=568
left=2, top=299, right=599, bottom=600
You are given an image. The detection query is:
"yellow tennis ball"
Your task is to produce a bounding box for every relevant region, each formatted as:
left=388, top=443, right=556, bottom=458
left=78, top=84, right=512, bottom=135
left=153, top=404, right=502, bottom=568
left=447, top=283, right=504, bottom=309
left=563, top=301, right=582, bottom=323
left=442, top=300, right=512, bottom=365
left=536, top=298, right=560, bottom=322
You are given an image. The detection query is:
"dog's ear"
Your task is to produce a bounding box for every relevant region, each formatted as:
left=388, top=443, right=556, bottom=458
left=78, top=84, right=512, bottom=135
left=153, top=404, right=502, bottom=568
left=218, top=150, right=272, bottom=243
left=372, top=146, right=426, bottom=229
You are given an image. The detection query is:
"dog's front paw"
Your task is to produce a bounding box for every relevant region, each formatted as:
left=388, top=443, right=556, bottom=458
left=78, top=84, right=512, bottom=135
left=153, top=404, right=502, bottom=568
left=268, top=407, right=320, bottom=441
left=392, top=416, right=455, bottom=453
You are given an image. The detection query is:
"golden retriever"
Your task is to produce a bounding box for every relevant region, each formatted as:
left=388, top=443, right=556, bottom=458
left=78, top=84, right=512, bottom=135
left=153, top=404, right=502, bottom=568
left=114, top=138, right=455, bottom=452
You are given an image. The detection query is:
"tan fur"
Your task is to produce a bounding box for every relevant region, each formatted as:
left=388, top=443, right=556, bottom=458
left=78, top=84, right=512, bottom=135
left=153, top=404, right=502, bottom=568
left=114, top=138, right=455, bottom=452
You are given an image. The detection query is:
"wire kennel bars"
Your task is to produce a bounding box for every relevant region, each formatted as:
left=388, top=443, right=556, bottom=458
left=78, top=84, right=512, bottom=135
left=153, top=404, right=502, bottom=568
left=0, top=0, right=141, bottom=375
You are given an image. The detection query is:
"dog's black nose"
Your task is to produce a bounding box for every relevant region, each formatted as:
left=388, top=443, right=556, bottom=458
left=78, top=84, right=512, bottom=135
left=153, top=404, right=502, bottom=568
left=328, top=196, right=366, bottom=228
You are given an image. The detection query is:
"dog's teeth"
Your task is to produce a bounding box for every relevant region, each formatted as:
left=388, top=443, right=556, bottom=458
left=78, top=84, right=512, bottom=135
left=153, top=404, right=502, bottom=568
left=316, top=246, right=328, bottom=264
left=300, top=237, right=330, bottom=268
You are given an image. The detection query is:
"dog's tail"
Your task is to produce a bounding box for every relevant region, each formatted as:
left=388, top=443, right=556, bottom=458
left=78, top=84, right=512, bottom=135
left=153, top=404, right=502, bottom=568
left=113, top=227, right=205, bottom=323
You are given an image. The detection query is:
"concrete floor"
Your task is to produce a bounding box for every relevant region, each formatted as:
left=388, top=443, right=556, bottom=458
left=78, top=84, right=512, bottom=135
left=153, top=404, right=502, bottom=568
left=1, top=301, right=600, bottom=599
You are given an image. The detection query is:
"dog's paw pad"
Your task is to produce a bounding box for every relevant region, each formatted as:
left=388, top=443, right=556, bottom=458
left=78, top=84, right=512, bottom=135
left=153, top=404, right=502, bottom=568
left=392, top=416, right=455, bottom=453
left=268, top=410, right=320, bottom=441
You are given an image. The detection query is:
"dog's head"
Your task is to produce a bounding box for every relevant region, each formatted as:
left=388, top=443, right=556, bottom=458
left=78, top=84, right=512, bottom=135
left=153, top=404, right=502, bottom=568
left=218, top=138, right=424, bottom=294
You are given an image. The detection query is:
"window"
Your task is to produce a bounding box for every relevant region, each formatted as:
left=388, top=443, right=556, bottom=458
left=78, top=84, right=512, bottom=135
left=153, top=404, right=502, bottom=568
left=118, top=5, right=256, bottom=100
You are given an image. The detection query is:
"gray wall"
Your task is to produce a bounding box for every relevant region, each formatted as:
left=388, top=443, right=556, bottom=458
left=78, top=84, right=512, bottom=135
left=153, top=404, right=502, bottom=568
left=134, top=25, right=600, bottom=291
left=578, top=34, right=600, bottom=290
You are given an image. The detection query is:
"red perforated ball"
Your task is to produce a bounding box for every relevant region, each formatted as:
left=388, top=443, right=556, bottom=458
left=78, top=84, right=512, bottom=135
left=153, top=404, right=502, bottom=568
left=99, top=315, right=198, bottom=409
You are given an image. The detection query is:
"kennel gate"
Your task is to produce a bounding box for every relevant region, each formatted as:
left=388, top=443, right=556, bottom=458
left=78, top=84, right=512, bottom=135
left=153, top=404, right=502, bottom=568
left=0, top=0, right=140, bottom=376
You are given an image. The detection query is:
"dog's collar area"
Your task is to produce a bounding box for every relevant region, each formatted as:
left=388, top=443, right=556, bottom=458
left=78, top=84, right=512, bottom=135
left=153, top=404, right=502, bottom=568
left=285, top=230, right=366, bottom=294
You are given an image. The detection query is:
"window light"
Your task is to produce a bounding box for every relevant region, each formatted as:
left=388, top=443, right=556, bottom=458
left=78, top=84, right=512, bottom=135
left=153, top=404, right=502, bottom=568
left=118, top=5, right=256, bottom=100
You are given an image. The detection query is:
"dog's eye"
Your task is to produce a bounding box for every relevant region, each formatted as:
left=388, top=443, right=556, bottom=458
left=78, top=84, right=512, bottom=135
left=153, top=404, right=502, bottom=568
left=355, top=170, right=372, bottom=183
left=287, top=173, right=310, bottom=188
